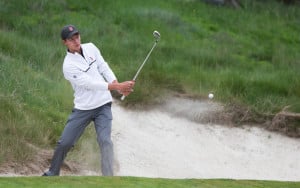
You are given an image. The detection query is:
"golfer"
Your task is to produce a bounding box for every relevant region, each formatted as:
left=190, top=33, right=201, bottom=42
left=43, top=25, right=135, bottom=176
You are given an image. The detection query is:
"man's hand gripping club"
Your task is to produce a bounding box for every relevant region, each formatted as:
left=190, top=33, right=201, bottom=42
left=108, top=80, right=135, bottom=97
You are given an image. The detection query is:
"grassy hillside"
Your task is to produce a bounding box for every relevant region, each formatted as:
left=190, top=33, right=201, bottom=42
left=0, top=0, right=299, bottom=166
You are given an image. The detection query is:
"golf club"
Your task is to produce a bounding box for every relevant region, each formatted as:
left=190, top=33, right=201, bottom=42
left=121, top=30, right=161, bottom=100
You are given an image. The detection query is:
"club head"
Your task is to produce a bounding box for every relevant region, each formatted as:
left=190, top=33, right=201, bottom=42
left=153, top=30, right=160, bottom=42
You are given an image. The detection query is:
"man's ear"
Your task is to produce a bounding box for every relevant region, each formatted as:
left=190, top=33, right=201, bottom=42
left=62, top=39, right=67, bottom=45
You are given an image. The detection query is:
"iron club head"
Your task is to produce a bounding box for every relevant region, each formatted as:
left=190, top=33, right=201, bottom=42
left=153, top=30, right=160, bottom=42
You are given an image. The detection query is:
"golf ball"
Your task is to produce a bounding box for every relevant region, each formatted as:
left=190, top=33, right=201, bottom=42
left=208, top=93, right=214, bottom=99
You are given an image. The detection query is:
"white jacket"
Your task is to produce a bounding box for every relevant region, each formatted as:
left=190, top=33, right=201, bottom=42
left=63, top=43, right=117, bottom=110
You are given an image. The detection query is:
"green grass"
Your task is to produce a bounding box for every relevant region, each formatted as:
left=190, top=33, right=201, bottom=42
left=0, top=176, right=299, bottom=188
left=0, top=0, right=299, bottom=175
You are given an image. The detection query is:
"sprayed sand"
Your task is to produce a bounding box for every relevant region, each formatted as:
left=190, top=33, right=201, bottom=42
left=112, top=97, right=300, bottom=181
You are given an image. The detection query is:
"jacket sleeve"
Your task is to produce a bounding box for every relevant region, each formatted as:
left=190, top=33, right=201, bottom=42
left=91, top=43, right=117, bottom=83
left=63, top=63, right=109, bottom=90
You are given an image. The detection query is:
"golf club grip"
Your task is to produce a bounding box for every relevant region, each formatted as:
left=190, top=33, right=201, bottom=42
left=121, top=95, right=125, bottom=100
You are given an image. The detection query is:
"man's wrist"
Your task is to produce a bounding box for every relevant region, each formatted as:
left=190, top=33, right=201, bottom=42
left=108, top=82, right=120, bottom=91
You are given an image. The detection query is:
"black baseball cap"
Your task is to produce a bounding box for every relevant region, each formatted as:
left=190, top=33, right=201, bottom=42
left=61, top=25, right=79, bottom=40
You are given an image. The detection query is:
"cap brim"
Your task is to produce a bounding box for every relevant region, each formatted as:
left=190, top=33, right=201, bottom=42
left=66, top=31, right=79, bottom=39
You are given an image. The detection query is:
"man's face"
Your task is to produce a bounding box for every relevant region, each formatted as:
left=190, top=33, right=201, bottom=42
left=63, top=33, right=81, bottom=53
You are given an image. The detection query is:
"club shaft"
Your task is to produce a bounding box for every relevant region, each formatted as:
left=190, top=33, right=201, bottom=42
left=121, top=41, right=158, bottom=100
left=132, top=41, right=157, bottom=81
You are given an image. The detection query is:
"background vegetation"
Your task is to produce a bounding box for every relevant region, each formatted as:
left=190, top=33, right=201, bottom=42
left=0, top=0, right=299, bottom=171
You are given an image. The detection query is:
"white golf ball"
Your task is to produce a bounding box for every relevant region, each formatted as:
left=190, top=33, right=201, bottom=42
left=208, top=93, right=214, bottom=99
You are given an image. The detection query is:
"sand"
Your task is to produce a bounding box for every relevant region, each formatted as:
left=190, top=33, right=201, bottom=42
left=112, top=97, right=300, bottom=181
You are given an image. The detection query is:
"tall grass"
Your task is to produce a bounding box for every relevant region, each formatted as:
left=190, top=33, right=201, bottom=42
left=0, top=30, right=71, bottom=163
left=0, top=0, right=299, bottom=163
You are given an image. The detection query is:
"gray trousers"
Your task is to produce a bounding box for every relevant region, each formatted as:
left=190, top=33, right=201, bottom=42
left=46, top=102, right=114, bottom=176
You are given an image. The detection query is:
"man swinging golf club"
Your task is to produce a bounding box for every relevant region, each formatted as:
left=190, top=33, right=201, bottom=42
left=42, top=24, right=135, bottom=176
